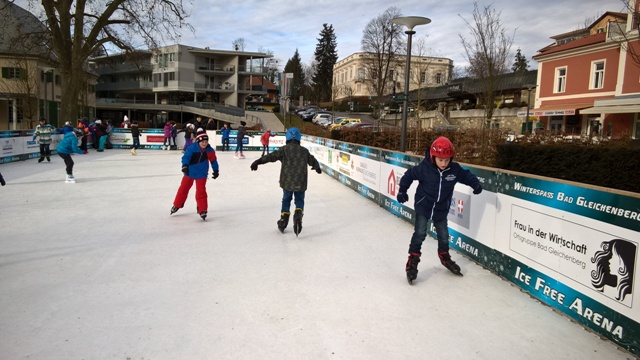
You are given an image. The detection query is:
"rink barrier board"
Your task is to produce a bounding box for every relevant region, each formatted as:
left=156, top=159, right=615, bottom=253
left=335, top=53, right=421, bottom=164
left=299, top=134, right=640, bottom=356
left=0, top=129, right=284, bottom=161
left=2, top=129, right=639, bottom=355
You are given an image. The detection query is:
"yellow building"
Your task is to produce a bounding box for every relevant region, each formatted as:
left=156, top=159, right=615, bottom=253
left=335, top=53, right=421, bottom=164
left=332, top=52, right=453, bottom=102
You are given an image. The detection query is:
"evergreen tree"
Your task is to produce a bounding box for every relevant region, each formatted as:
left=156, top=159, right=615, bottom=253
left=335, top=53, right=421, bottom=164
left=284, top=49, right=306, bottom=100
left=512, top=48, right=530, bottom=72
left=312, top=24, right=338, bottom=103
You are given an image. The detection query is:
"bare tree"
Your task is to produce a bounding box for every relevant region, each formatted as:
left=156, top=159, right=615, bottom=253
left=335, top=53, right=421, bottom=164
left=459, top=1, right=514, bottom=126
left=611, top=0, right=640, bottom=66
left=17, top=0, right=192, bottom=122
left=361, top=6, right=405, bottom=119
left=232, top=37, right=246, bottom=51
left=258, top=46, right=279, bottom=83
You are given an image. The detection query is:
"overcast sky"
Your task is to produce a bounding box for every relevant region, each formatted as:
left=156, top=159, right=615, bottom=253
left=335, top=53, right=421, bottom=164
left=14, top=0, right=625, bottom=71
left=179, top=0, right=621, bottom=70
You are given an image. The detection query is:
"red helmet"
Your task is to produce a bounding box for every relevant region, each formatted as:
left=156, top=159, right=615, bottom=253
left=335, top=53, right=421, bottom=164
left=429, top=136, right=455, bottom=161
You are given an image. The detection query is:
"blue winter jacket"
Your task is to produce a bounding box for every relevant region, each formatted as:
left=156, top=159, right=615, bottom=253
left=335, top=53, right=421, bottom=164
left=399, top=159, right=480, bottom=221
left=182, top=142, right=219, bottom=179
left=56, top=132, right=84, bottom=155
left=220, top=127, right=231, bottom=139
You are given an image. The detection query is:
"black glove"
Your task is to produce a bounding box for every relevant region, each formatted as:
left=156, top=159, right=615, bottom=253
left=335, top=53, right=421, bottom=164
left=212, top=170, right=219, bottom=179
left=397, top=192, right=409, bottom=204
left=313, top=166, right=322, bottom=174
left=181, top=165, right=189, bottom=176
left=473, top=184, right=483, bottom=195
left=250, top=159, right=261, bottom=171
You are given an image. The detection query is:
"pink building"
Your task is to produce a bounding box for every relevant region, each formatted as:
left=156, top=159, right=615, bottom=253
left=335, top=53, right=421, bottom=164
left=532, top=3, right=640, bottom=139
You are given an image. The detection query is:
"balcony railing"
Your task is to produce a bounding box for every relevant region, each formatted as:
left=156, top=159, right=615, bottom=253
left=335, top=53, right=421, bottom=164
left=194, top=82, right=236, bottom=91
left=196, top=65, right=235, bottom=73
left=96, top=80, right=153, bottom=92
left=238, top=65, right=267, bottom=74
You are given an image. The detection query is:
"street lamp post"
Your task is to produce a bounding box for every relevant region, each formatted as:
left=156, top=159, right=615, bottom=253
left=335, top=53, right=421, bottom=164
left=392, top=16, right=431, bottom=152
left=524, top=84, right=536, bottom=135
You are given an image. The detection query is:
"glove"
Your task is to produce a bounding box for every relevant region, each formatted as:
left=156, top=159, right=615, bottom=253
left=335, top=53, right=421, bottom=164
left=313, top=167, right=322, bottom=174
left=250, top=159, right=261, bottom=171
left=212, top=170, right=219, bottom=179
left=473, top=184, right=483, bottom=195
left=181, top=165, right=189, bottom=176
left=397, top=192, right=409, bottom=204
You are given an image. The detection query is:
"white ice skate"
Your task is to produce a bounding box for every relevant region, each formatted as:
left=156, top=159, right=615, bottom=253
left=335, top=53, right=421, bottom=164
left=65, top=175, right=76, bottom=183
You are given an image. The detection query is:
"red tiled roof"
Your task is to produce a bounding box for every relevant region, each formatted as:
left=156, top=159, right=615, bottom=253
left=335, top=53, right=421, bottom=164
left=245, top=76, right=277, bottom=90
left=534, top=33, right=607, bottom=59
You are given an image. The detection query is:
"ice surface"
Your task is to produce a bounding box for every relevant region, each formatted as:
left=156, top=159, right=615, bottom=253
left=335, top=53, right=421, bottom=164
left=0, top=149, right=631, bottom=359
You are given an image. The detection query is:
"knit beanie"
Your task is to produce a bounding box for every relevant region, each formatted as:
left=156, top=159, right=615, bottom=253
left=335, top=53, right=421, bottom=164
left=195, top=131, right=209, bottom=143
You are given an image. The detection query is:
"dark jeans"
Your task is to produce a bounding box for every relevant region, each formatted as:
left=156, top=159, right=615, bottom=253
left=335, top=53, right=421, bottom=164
left=222, top=138, right=229, bottom=151
left=236, top=139, right=244, bottom=153
left=80, top=136, right=87, bottom=151
left=281, top=190, right=305, bottom=213
left=133, top=137, right=140, bottom=149
left=408, top=215, right=450, bottom=254
left=58, top=153, right=74, bottom=175
left=261, top=145, right=269, bottom=156
left=39, top=143, right=51, bottom=159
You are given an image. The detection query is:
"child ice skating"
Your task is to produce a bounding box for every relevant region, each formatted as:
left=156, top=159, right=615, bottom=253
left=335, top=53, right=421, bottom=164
left=55, top=128, right=86, bottom=183
left=234, top=121, right=252, bottom=159
left=397, top=136, right=482, bottom=283
left=260, top=128, right=276, bottom=156
left=33, top=118, right=56, bottom=162
left=130, top=121, right=140, bottom=155
left=170, top=131, right=220, bottom=220
left=250, top=127, right=322, bottom=236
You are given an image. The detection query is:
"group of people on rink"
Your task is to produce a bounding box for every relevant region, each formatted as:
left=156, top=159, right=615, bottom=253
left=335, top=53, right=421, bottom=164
left=9, top=118, right=484, bottom=283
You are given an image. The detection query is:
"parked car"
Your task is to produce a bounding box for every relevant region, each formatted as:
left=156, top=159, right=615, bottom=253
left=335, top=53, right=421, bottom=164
left=312, top=113, right=332, bottom=124
left=329, top=118, right=361, bottom=130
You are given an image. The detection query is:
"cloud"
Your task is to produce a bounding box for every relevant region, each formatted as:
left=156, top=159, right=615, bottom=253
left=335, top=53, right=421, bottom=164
left=181, top=0, right=619, bottom=71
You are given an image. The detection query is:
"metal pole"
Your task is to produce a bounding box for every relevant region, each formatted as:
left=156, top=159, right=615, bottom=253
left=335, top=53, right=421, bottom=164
left=400, top=30, right=415, bottom=152
left=525, top=89, right=531, bottom=134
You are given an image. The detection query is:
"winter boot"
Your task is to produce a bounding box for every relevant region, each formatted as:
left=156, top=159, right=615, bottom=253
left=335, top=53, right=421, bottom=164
left=170, top=206, right=179, bottom=215
left=438, top=252, right=462, bottom=276
left=406, top=252, right=421, bottom=284
left=277, top=212, right=290, bottom=233
left=199, top=210, right=207, bottom=221
left=293, top=208, right=303, bottom=237
left=46, top=157, right=51, bottom=162
left=38, top=158, right=44, bottom=163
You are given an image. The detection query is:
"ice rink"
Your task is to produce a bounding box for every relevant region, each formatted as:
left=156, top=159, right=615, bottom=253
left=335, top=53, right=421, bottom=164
left=0, top=149, right=634, bottom=359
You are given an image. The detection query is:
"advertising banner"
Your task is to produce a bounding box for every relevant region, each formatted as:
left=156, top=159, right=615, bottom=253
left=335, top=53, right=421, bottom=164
left=300, top=134, right=640, bottom=355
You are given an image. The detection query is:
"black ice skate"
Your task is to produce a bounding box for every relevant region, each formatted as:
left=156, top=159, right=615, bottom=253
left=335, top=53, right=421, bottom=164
left=199, top=210, right=207, bottom=221
left=438, top=252, right=463, bottom=276
left=277, top=212, right=290, bottom=233
left=293, top=208, right=303, bottom=237
left=406, top=252, right=421, bottom=285
left=170, top=206, right=179, bottom=215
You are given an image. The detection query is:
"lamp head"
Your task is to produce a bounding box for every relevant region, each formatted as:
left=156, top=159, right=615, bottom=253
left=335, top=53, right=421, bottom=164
left=392, top=16, right=431, bottom=31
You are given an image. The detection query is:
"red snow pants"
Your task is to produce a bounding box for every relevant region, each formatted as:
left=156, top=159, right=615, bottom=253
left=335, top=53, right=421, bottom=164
left=173, top=176, right=208, bottom=212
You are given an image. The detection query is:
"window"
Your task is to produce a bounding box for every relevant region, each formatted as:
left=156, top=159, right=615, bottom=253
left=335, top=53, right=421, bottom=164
left=389, top=69, right=394, bottom=79
left=591, top=61, right=604, bottom=89
left=356, top=83, right=362, bottom=92
left=554, top=67, right=567, bottom=93
left=2, top=67, right=24, bottom=79
left=420, top=71, right=426, bottom=83
left=357, top=68, right=364, bottom=81
left=436, top=72, right=442, bottom=84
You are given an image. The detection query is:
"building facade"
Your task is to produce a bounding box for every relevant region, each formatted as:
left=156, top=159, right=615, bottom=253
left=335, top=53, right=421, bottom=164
left=532, top=5, right=640, bottom=139
left=332, top=52, right=453, bottom=102
left=93, top=44, right=272, bottom=126
left=0, top=0, right=96, bottom=130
